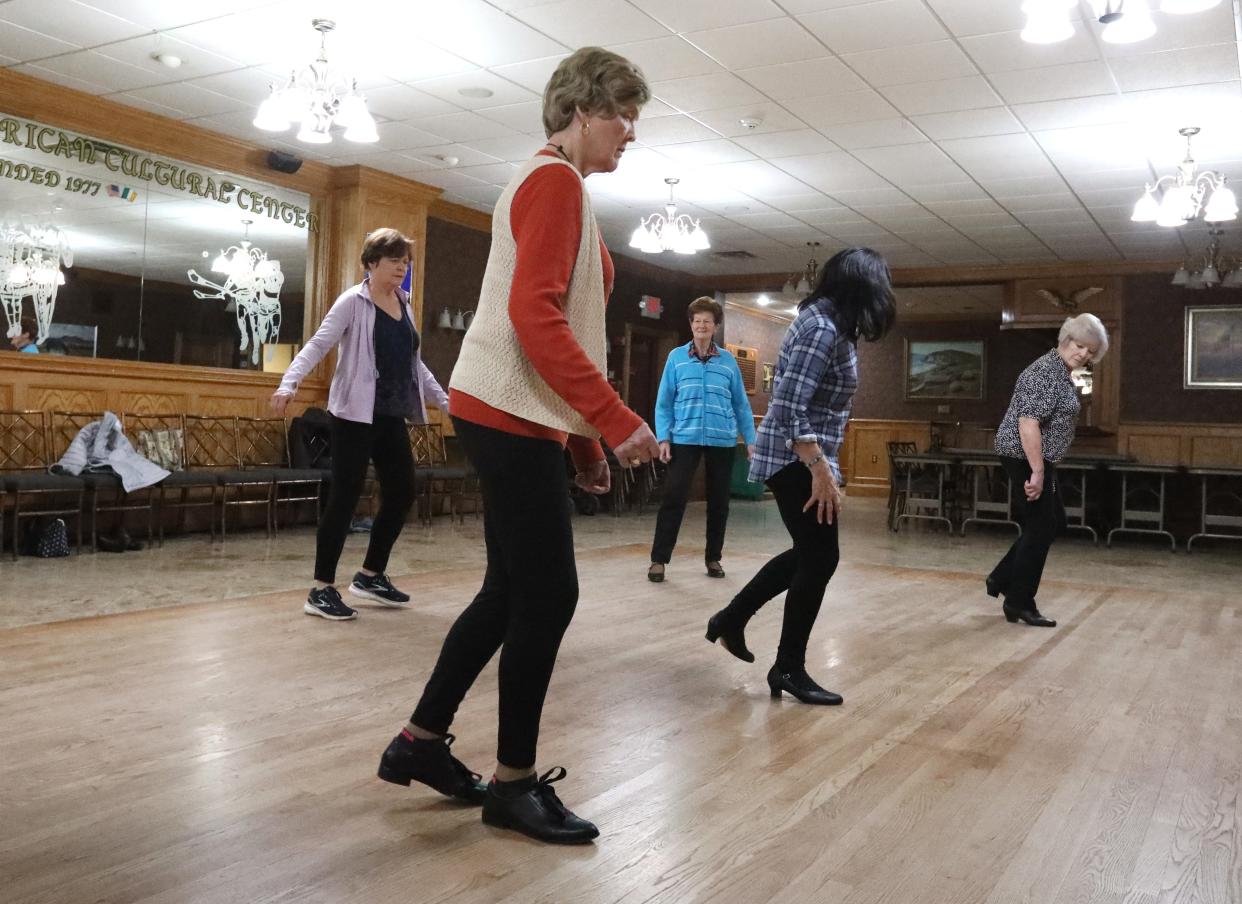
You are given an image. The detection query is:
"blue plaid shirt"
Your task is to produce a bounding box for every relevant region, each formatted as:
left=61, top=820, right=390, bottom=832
left=750, top=297, right=858, bottom=484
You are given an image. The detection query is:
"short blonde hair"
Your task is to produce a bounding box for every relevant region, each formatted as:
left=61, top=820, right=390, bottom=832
left=1059, top=313, right=1109, bottom=361
left=542, top=47, right=650, bottom=138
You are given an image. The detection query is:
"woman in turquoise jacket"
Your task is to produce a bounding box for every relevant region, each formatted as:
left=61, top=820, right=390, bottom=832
left=648, top=297, right=757, bottom=582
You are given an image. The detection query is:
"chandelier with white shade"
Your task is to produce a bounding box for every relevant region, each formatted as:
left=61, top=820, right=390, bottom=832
left=1, top=222, right=72, bottom=345
left=782, top=242, right=821, bottom=297
left=1171, top=230, right=1242, bottom=289
left=253, top=19, right=378, bottom=145
left=629, top=178, right=710, bottom=255
left=1131, top=128, right=1237, bottom=228
left=1021, top=0, right=1222, bottom=45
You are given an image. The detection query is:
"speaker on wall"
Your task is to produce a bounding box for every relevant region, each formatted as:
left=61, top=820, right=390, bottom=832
left=266, top=150, right=303, bottom=174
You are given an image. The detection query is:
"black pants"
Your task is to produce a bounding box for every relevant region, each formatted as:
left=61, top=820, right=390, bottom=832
left=719, top=462, right=840, bottom=668
left=412, top=418, right=578, bottom=769
left=988, top=457, right=1064, bottom=609
left=313, top=414, right=415, bottom=584
left=650, top=443, right=736, bottom=564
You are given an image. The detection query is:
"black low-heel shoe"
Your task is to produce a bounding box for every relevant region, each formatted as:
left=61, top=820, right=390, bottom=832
left=766, top=664, right=843, bottom=706
left=481, top=767, right=599, bottom=844
left=1002, top=604, right=1056, bottom=627
left=705, top=612, right=755, bottom=663
left=985, top=576, right=1003, bottom=598
left=377, top=732, right=487, bottom=804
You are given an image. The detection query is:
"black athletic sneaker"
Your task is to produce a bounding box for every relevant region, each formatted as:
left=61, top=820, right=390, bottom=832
left=304, top=586, right=358, bottom=621
left=349, top=571, right=410, bottom=607
left=377, top=731, right=487, bottom=804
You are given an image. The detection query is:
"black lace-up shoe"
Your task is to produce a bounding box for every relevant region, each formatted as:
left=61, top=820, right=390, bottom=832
left=482, top=767, right=600, bottom=844
left=349, top=572, right=411, bottom=607
left=304, top=586, right=357, bottom=621
left=377, top=732, right=487, bottom=804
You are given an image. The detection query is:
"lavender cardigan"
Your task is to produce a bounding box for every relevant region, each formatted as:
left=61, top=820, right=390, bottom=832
left=277, top=279, right=449, bottom=425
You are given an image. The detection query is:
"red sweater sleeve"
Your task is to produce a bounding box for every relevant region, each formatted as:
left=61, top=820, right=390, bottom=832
left=509, top=164, right=642, bottom=450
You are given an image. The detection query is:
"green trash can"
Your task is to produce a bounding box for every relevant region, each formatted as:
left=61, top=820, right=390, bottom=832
left=730, top=444, right=766, bottom=499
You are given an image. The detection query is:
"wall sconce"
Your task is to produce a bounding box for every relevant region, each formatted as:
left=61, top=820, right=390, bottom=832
left=438, top=308, right=474, bottom=331
left=437, top=308, right=453, bottom=329
left=452, top=310, right=474, bottom=331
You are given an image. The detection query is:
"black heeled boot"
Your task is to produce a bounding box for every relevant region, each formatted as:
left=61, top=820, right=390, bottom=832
left=1002, top=601, right=1056, bottom=627
left=705, top=610, right=755, bottom=663
left=481, top=767, right=599, bottom=844
left=766, top=664, right=842, bottom=706
left=377, top=731, right=487, bottom=804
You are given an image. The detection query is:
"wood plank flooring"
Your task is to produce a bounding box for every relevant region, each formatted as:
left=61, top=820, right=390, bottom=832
left=1, top=538, right=1240, bottom=904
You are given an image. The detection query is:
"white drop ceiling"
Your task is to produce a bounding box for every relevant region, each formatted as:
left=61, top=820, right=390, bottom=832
left=2, top=0, right=1241, bottom=286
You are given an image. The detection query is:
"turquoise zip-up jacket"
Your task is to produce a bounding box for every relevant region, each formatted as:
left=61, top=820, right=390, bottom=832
left=654, top=342, right=757, bottom=448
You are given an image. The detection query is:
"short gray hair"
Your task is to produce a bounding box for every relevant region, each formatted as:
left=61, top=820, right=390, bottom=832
left=1059, top=313, right=1109, bottom=361
left=542, top=47, right=650, bottom=137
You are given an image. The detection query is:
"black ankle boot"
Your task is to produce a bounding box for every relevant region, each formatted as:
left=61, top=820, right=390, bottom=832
left=377, top=732, right=487, bottom=804
left=481, top=767, right=599, bottom=844
left=1002, top=602, right=1056, bottom=627
left=767, top=664, right=842, bottom=705
left=705, top=610, right=755, bottom=663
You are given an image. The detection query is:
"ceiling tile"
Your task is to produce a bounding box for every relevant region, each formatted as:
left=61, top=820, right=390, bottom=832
left=853, top=143, right=971, bottom=186
left=768, top=192, right=842, bottom=211
left=685, top=18, right=829, bottom=70
left=799, top=0, right=949, bottom=54
left=358, top=84, right=462, bottom=122
left=651, top=72, right=768, bottom=112
left=108, top=91, right=186, bottom=119
left=1100, top=2, right=1237, bottom=57
left=925, top=198, right=1007, bottom=218
left=1001, top=193, right=1081, bottom=212
left=117, top=82, right=246, bottom=118
left=1010, top=94, right=1129, bottom=131
left=186, top=67, right=292, bottom=107
left=959, top=27, right=1100, bottom=74
left=94, top=33, right=246, bottom=81
left=391, top=168, right=487, bottom=191
left=691, top=103, right=807, bottom=138
left=911, top=107, right=1025, bottom=140
left=628, top=0, right=787, bottom=33
left=703, top=159, right=815, bottom=198
left=466, top=134, right=546, bottom=162
left=924, top=0, right=1033, bottom=36
left=635, top=114, right=724, bottom=146
left=399, top=144, right=506, bottom=169
left=608, top=36, right=722, bottom=82
left=509, top=0, right=670, bottom=45
left=1032, top=124, right=1151, bottom=174
left=842, top=41, right=977, bottom=87
left=1, top=0, right=146, bottom=47
left=826, top=186, right=911, bottom=208
left=989, top=62, right=1117, bottom=105
left=475, top=101, right=545, bottom=133
left=0, top=22, right=79, bottom=61
left=774, top=151, right=892, bottom=193
left=488, top=55, right=569, bottom=94
left=403, top=112, right=508, bottom=144
left=1108, top=44, right=1240, bottom=94
left=881, top=75, right=1003, bottom=116
left=451, top=162, right=521, bottom=185
left=819, top=118, right=928, bottom=150
left=903, top=181, right=990, bottom=203
left=784, top=89, right=900, bottom=128
left=981, top=174, right=1073, bottom=198
left=14, top=50, right=167, bottom=93
left=412, top=2, right=568, bottom=68
left=657, top=139, right=757, bottom=166
left=733, top=129, right=840, bottom=158
left=736, top=57, right=867, bottom=100
left=413, top=70, right=539, bottom=110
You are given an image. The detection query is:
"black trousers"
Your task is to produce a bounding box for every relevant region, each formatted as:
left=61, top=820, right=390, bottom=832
left=720, top=462, right=840, bottom=668
left=313, top=414, right=415, bottom=585
left=988, top=457, right=1064, bottom=609
left=412, top=418, right=579, bottom=769
left=650, top=443, right=736, bottom=564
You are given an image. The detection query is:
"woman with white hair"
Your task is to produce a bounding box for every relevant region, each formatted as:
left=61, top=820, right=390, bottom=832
left=986, top=313, right=1109, bottom=627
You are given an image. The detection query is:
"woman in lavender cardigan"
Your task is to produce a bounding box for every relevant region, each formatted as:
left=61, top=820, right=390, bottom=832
left=271, top=228, right=449, bottom=621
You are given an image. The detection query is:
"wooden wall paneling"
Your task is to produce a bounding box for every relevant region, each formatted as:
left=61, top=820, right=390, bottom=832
left=842, top=419, right=933, bottom=496
left=29, top=386, right=108, bottom=413
left=1117, top=422, right=1242, bottom=467
left=1189, top=436, right=1242, bottom=468
left=0, top=384, right=12, bottom=409
left=115, top=392, right=189, bottom=414
left=194, top=396, right=266, bottom=418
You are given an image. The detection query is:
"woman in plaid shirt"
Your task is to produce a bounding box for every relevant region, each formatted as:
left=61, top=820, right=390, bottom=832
left=705, top=248, right=895, bottom=706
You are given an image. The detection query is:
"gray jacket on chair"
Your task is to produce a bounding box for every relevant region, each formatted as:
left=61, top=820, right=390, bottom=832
left=52, top=411, right=170, bottom=492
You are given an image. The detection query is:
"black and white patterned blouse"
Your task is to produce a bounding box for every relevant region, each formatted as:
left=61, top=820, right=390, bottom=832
left=994, top=348, right=1080, bottom=463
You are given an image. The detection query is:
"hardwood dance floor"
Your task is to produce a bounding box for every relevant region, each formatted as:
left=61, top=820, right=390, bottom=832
left=2, top=537, right=1240, bottom=903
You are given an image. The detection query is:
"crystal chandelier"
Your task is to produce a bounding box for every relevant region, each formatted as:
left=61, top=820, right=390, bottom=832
left=187, top=220, right=286, bottom=365
left=1171, top=230, right=1242, bottom=289
left=1, top=222, right=72, bottom=345
left=1020, top=0, right=1221, bottom=45
left=629, top=178, right=710, bottom=255
left=782, top=242, right=822, bottom=296
left=253, top=19, right=378, bottom=145
left=1131, top=128, right=1237, bottom=228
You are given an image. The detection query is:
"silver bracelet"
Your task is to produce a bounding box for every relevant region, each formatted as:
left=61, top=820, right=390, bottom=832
left=803, top=451, right=825, bottom=468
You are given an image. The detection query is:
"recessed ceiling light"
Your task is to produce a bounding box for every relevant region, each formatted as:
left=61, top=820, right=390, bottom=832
left=738, top=116, right=762, bottom=130
left=435, top=154, right=459, bottom=166
left=458, top=87, right=494, bottom=99
left=150, top=52, right=182, bottom=69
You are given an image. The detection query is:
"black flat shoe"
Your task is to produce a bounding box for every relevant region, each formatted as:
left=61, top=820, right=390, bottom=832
left=1002, top=604, right=1056, bottom=627
left=705, top=611, right=755, bottom=663
left=985, top=576, right=1003, bottom=598
left=481, top=767, right=599, bottom=844
left=647, top=563, right=665, bottom=583
left=377, top=732, right=487, bottom=804
left=766, top=664, right=842, bottom=706
left=705, top=561, right=725, bottom=579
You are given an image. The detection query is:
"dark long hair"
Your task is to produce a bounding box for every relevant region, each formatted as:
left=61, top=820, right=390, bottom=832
left=798, top=247, right=896, bottom=343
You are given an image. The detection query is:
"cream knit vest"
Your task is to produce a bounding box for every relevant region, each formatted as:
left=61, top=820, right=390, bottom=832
left=450, top=156, right=606, bottom=437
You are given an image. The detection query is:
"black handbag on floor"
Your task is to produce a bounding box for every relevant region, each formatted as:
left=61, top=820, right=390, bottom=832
left=21, top=517, right=71, bottom=558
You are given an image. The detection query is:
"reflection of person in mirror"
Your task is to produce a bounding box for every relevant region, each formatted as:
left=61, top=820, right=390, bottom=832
left=9, top=316, right=39, bottom=353
left=270, top=227, right=448, bottom=623
left=378, top=47, right=660, bottom=847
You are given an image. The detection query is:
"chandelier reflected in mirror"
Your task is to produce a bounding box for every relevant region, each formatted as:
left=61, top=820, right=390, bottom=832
left=1, top=222, right=73, bottom=345
left=629, top=178, right=710, bottom=255
left=1131, top=128, right=1237, bottom=228
left=188, top=219, right=286, bottom=365
left=253, top=18, right=378, bottom=145
left=782, top=241, right=822, bottom=297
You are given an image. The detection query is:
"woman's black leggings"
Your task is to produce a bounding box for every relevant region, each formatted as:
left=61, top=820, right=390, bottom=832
left=720, top=462, right=840, bottom=668
left=313, top=414, right=415, bottom=585
left=412, top=418, right=579, bottom=769
left=988, top=457, right=1064, bottom=609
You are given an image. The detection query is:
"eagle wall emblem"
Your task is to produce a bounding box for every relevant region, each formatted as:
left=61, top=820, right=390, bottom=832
left=1033, top=286, right=1104, bottom=313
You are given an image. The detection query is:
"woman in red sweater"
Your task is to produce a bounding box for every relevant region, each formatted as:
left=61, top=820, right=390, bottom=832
left=376, top=48, right=659, bottom=844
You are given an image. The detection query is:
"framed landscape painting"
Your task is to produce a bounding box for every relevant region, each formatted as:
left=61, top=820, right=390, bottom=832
left=1185, top=306, right=1242, bottom=389
left=904, top=339, right=985, bottom=400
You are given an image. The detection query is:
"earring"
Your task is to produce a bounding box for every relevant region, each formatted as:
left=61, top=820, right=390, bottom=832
left=581, top=121, right=590, bottom=135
